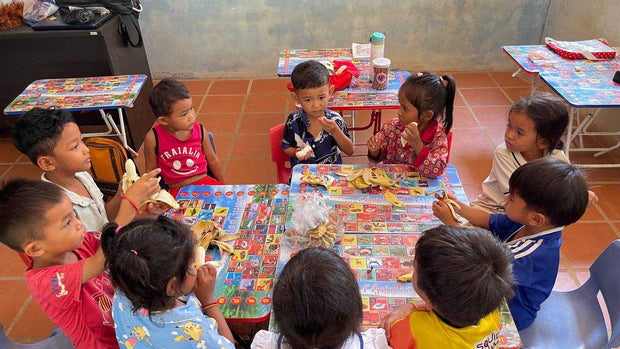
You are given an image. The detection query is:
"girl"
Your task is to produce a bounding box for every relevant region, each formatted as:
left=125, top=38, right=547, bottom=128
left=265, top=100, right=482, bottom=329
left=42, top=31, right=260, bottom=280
left=472, top=93, right=597, bottom=213
left=367, top=72, right=456, bottom=179
left=251, top=247, right=389, bottom=349
left=101, top=216, right=234, bottom=348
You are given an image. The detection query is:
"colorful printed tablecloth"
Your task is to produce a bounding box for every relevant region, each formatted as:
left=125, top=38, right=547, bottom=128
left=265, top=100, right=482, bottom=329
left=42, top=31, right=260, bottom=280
left=171, top=184, right=289, bottom=322
left=276, top=164, right=521, bottom=348
left=502, top=45, right=620, bottom=74
left=539, top=69, right=620, bottom=107
left=4, top=75, right=147, bottom=115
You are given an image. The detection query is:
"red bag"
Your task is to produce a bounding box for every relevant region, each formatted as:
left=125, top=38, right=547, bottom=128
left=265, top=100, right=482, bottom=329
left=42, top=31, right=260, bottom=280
left=287, top=60, right=360, bottom=92
left=545, top=37, right=617, bottom=60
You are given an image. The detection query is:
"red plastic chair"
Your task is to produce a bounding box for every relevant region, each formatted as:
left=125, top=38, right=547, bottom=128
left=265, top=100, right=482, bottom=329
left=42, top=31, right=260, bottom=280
left=446, top=131, right=453, bottom=163
left=269, top=123, right=292, bottom=184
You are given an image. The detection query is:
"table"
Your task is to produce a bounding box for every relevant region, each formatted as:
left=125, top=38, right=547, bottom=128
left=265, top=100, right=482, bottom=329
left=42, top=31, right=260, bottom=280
left=277, top=164, right=521, bottom=348
left=171, top=184, right=290, bottom=322
left=0, top=17, right=154, bottom=149
left=4, top=75, right=147, bottom=156
left=278, top=48, right=410, bottom=135
left=503, top=45, right=620, bottom=168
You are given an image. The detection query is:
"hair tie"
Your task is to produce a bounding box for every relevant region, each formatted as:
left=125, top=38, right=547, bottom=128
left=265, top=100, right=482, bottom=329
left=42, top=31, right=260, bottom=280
left=130, top=249, right=138, bottom=255
left=115, top=225, right=123, bottom=233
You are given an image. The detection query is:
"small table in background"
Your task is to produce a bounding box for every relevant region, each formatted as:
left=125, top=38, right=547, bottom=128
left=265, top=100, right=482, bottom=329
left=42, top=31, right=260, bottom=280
left=4, top=75, right=147, bottom=156
left=278, top=48, right=410, bottom=135
left=277, top=164, right=521, bottom=348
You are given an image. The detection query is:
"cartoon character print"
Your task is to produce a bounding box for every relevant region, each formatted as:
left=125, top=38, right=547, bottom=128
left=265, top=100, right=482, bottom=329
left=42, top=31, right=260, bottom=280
left=119, top=326, right=152, bottom=348
left=174, top=321, right=203, bottom=342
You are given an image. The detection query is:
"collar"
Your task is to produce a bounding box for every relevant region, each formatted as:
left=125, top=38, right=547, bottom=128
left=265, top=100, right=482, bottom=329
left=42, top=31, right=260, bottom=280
left=41, top=172, right=96, bottom=207
left=507, top=225, right=564, bottom=245
left=395, top=120, right=439, bottom=143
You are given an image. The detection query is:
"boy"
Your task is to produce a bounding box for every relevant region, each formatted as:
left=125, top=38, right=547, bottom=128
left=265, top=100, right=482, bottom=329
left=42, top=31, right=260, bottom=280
left=282, top=60, right=354, bottom=168
left=381, top=226, right=514, bottom=348
left=12, top=108, right=162, bottom=232
left=143, top=78, right=225, bottom=197
left=0, top=177, right=157, bottom=348
left=433, top=158, right=588, bottom=331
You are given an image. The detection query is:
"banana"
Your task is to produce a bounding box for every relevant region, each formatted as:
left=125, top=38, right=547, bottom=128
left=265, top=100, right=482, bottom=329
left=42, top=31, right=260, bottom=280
left=384, top=190, right=404, bottom=207
left=191, top=221, right=237, bottom=256
left=426, top=180, right=461, bottom=222
left=195, top=246, right=206, bottom=267
left=397, top=272, right=412, bottom=282
left=121, top=159, right=179, bottom=210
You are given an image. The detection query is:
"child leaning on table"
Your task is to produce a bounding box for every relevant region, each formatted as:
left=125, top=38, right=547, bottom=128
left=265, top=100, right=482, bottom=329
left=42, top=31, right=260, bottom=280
left=281, top=60, right=354, bottom=169
left=143, top=78, right=225, bottom=198
left=0, top=177, right=156, bottom=349
left=381, top=225, right=515, bottom=349
left=433, top=158, right=588, bottom=331
left=11, top=108, right=162, bottom=232
left=471, top=92, right=598, bottom=213
left=102, top=216, right=235, bottom=348
left=367, top=72, right=456, bottom=179
left=251, top=247, right=390, bottom=349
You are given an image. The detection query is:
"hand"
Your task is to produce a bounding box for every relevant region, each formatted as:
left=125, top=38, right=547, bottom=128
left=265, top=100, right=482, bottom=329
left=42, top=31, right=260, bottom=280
left=587, top=190, right=599, bottom=208
left=143, top=202, right=167, bottom=216
left=317, top=117, right=339, bottom=134
left=379, top=303, right=415, bottom=338
left=401, top=123, right=423, bottom=148
left=432, top=200, right=460, bottom=226
left=193, top=263, right=218, bottom=305
left=367, top=134, right=381, bottom=156
left=123, top=168, right=161, bottom=205
left=296, top=146, right=314, bottom=161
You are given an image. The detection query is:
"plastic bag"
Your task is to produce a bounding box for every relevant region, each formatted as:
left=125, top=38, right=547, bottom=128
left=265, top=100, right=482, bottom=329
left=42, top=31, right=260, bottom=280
left=283, top=193, right=344, bottom=251
left=23, top=0, right=58, bottom=25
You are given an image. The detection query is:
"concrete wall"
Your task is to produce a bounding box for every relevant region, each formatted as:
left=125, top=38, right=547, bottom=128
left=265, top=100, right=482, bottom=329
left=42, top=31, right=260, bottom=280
left=542, top=0, right=620, bottom=140
left=140, top=0, right=550, bottom=79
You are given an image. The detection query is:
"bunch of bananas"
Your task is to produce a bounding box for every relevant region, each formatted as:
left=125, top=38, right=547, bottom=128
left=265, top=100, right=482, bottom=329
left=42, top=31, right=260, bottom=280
left=191, top=221, right=240, bottom=257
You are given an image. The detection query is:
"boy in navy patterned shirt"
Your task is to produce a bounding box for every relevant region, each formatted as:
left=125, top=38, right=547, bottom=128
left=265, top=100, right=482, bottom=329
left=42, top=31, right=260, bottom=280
left=281, top=60, right=354, bottom=169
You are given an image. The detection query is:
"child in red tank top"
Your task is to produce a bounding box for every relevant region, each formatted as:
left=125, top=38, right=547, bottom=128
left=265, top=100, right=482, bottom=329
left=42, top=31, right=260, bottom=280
left=144, top=79, right=225, bottom=197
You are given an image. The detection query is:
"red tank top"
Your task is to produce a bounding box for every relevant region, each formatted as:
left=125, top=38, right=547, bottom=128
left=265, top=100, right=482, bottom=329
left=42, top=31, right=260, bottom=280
left=154, top=123, right=207, bottom=185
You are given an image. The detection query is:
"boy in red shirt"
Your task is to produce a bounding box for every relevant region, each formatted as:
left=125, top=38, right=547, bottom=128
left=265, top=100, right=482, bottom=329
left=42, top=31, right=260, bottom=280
left=0, top=177, right=157, bottom=349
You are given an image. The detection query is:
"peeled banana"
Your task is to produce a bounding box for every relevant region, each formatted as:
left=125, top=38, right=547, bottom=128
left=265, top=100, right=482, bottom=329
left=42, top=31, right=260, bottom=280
left=121, top=159, right=179, bottom=210
left=426, top=180, right=461, bottom=222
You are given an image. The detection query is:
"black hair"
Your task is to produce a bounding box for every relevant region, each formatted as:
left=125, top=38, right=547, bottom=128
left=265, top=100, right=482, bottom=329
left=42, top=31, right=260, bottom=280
left=415, top=225, right=515, bottom=327
left=272, top=247, right=363, bottom=349
left=0, top=178, right=65, bottom=252
left=101, top=216, right=195, bottom=314
left=399, top=72, right=456, bottom=133
left=291, top=60, right=330, bottom=91
left=509, top=157, right=588, bottom=226
left=510, top=93, right=569, bottom=154
left=12, top=108, right=75, bottom=166
left=149, top=78, right=191, bottom=117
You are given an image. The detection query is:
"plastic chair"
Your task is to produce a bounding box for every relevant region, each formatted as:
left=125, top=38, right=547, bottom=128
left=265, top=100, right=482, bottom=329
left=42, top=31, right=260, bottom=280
left=0, top=324, right=74, bottom=348
left=269, top=123, right=291, bottom=184
left=446, top=131, right=453, bottom=164
left=519, top=239, right=620, bottom=349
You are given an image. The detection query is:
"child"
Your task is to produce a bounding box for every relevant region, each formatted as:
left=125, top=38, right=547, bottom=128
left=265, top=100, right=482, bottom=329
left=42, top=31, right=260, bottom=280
left=0, top=177, right=156, bottom=348
left=367, top=72, right=456, bottom=178
left=472, top=93, right=597, bottom=212
left=143, top=78, right=225, bottom=197
left=433, top=158, right=588, bottom=331
left=101, top=216, right=235, bottom=348
left=251, top=247, right=389, bottom=349
left=281, top=60, right=354, bottom=168
left=381, top=225, right=514, bottom=349
left=12, top=108, right=162, bottom=232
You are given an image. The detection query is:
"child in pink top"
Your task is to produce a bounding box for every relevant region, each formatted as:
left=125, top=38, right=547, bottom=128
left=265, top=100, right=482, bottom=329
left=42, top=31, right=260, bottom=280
left=144, top=79, right=225, bottom=197
left=367, top=72, right=456, bottom=178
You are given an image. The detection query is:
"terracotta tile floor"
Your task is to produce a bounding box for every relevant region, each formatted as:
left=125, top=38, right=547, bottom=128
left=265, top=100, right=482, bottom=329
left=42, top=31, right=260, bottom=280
left=1, top=72, right=620, bottom=343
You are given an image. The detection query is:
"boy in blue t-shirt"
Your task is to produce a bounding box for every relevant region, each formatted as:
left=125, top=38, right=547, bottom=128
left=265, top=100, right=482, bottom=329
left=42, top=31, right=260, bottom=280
left=281, top=60, right=354, bottom=169
left=432, top=158, right=588, bottom=331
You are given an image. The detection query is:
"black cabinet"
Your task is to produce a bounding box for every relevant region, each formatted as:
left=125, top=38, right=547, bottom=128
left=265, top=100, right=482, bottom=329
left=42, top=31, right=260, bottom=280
left=0, top=16, right=154, bottom=149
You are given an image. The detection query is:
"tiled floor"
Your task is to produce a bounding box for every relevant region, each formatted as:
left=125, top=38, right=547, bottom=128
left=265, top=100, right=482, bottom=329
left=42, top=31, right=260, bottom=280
left=1, top=72, right=619, bottom=343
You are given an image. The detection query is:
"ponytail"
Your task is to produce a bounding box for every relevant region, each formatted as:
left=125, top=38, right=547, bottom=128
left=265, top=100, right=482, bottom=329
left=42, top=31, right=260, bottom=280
left=441, top=75, right=456, bottom=134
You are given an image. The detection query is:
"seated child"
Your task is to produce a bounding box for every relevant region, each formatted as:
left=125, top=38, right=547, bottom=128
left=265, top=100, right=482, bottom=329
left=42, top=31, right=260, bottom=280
left=433, top=158, right=588, bottom=331
left=12, top=108, right=162, bottom=232
left=251, top=247, right=389, bottom=349
left=101, top=216, right=235, bottom=348
left=367, top=72, right=456, bottom=178
left=382, top=225, right=514, bottom=349
left=0, top=177, right=155, bottom=348
left=144, top=78, right=225, bottom=197
left=472, top=92, right=597, bottom=213
left=281, top=60, right=354, bottom=168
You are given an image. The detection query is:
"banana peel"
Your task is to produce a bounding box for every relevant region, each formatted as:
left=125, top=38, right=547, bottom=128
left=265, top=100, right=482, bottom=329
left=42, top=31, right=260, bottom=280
left=397, top=272, right=413, bottom=283
left=121, top=159, right=179, bottom=210
left=426, top=180, right=461, bottom=222
left=336, top=167, right=400, bottom=190
left=191, top=220, right=240, bottom=257
left=301, top=172, right=333, bottom=189
left=384, top=190, right=404, bottom=207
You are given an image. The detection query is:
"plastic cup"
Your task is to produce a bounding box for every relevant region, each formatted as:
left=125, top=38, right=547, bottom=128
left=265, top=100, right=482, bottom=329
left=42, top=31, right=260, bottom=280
left=372, top=57, right=391, bottom=90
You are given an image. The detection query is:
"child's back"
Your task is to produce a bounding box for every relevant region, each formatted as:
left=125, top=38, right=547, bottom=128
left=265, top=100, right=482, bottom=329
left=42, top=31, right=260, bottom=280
left=251, top=247, right=389, bottom=349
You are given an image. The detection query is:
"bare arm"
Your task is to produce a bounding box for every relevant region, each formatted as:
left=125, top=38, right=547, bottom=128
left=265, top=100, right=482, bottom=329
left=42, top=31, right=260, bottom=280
left=143, top=129, right=158, bottom=173
left=201, top=125, right=226, bottom=182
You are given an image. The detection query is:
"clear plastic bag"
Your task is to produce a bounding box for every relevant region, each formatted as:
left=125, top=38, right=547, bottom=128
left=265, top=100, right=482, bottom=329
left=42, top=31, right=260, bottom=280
left=283, top=193, right=344, bottom=251
left=23, top=0, right=58, bottom=25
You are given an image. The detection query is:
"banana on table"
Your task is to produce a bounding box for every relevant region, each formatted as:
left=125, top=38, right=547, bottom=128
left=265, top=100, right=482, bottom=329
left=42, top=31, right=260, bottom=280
left=335, top=167, right=404, bottom=207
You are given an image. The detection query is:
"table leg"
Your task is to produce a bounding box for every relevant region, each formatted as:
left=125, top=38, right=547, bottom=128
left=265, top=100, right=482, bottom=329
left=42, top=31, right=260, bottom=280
left=565, top=107, right=620, bottom=168
left=82, top=109, right=139, bottom=157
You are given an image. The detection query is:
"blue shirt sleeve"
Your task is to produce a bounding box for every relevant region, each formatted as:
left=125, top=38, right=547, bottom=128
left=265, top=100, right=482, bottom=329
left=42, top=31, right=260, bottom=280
left=488, top=214, right=522, bottom=242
